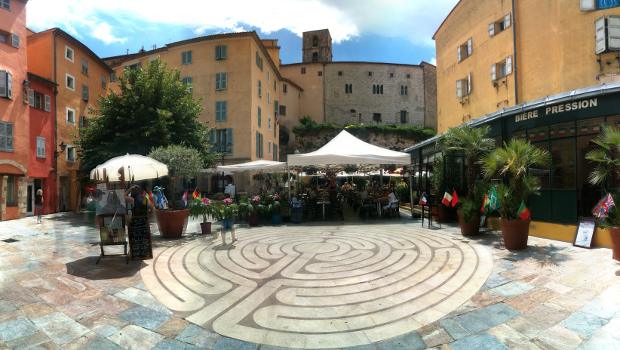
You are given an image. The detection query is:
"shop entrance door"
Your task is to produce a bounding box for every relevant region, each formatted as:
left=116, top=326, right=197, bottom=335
left=59, top=176, right=69, bottom=212
left=26, top=182, right=34, bottom=216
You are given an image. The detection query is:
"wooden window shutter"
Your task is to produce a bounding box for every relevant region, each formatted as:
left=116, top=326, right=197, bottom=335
left=0, top=71, right=6, bottom=97
left=488, top=23, right=495, bottom=37
left=28, top=89, right=34, bottom=106
left=11, top=33, right=19, bottom=48
left=456, top=80, right=462, bottom=98
left=44, top=95, right=51, bottom=112
left=6, top=72, right=12, bottom=99
left=506, top=56, right=513, bottom=74
left=467, top=38, right=473, bottom=56
left=457, top=46, right=462, bottom=62
left=491, top=64, right=497, bottom=81
left=226, top=128, right=233, bottom=153
left=504, top=13, right=511, bottom=29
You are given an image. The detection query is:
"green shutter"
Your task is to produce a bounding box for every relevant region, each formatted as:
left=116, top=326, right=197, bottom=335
left=226, top=128, right=233, bottom=154
left=209, top=129, right=215, bottom=144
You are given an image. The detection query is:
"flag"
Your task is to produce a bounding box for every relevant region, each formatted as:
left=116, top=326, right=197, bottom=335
left=441, top=191, right=453, bottom=206
left=593, top=193, right=616, bottom=218
left=481, top=194, right=489, bottom=213
left=192, top=190, right=200, bottom=200
left=451, top=190, right=459, bottom=207
left=182, top=191, right=188, bottom=207
left=143, top=191, right=149, bottom=206
left=419, top=192, right=428, bottom=205
left=517, top=201, right=531, bottom=220
left=488, top=186, right=499, bottom=211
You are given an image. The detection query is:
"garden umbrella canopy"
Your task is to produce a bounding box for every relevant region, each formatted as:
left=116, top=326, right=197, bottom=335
left=90, top=154, right=169, bottom=182
left=287, top=130, right=411, bottom=166
left=216, top=160, right=287, bottom=173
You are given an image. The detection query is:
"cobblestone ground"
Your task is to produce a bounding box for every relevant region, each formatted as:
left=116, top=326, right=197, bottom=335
left=0, top=212, right=618, bottom=349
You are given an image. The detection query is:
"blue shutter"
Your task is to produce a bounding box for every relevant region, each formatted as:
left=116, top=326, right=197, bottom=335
left=226, top=128, right=233, bottom=154
left=209, top=129, right=215, bottom=145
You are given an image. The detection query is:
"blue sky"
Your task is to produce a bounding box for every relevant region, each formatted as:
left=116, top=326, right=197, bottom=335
left=26, top=0, right=459, bottom=65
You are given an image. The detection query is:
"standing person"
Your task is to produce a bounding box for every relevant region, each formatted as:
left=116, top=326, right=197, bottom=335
left=126, top=185, right=151, bottom=248
left=34, top=189, right=44, bottom=223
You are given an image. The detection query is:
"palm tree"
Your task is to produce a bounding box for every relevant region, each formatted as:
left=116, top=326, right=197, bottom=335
left=440, top=125, right=495, bottom=198
left=482, top=139, right=550, bottom=219
left=586, top=125, right=620, bottom=190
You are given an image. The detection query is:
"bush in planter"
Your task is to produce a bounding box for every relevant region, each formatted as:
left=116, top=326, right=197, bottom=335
left=268, top=193, right=283, bottom=225
left=148, top=145, right=204, bottom=238
left=586, top=125, right=620, bottom=260
left=189, top=197, right=215, bottom=234
left=482, top=139, right=550, bottom=250
left=214, top=198, right=239, bottom=230
left=440, top=125, right=495, bottom=234
left=395, top=180, right=409, bottom=204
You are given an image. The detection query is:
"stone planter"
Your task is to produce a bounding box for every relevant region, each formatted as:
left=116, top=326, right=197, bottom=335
left=155, top=209, right=189, bottom=239
left=500, top=218, right=530, bottom=250
left=610, top=227, right=620, bottom=261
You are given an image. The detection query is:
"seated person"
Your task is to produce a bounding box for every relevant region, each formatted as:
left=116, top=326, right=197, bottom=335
left=383, top=189, right=399, bottom=210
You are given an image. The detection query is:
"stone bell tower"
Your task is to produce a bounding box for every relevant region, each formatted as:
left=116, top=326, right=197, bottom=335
left=302, top=29, right=333, bottom=63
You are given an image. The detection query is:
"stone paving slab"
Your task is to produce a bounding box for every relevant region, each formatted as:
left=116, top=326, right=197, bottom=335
left=0, top=212, right=617, bottom=349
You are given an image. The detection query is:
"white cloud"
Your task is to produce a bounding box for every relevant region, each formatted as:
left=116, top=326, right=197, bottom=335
left=430, top=57, right=437, bottom=65
left=26, top=0, right=458, bottom=46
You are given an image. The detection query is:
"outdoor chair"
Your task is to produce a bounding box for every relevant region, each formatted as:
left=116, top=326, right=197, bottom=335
left=384, top=201, right=400, bottom=218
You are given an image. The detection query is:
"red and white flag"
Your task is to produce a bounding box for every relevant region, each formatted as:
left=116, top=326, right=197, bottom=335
left=441, top=191, right=453, bottom=207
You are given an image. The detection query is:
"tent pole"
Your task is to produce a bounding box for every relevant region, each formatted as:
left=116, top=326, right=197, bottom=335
left=287, top=165, right=291, bottom=199
left=408, top=165, right=414, bottom=219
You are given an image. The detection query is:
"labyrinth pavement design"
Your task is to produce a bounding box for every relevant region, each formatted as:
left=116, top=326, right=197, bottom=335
left=141, top=226, right=493, bottom=349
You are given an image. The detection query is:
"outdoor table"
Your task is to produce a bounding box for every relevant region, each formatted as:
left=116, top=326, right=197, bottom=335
left=317, top=200, right=330, bottom=220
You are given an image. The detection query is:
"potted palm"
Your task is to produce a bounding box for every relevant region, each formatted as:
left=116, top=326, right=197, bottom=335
left=440, top=125, right=495, bottom=235
left=189, top=196, right=214, bottom=235
left=586, top=125, right=620, bottom=260
left=149, top=145, right=203, bottom=238
left=482, top=139, right=550, bottom=250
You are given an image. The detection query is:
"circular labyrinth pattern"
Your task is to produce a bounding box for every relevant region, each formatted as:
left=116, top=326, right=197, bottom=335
left=141, top=226, right=493, bottom=349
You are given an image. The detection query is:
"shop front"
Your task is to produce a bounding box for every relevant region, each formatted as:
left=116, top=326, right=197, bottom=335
left=407, top=83, right=620, bottom=247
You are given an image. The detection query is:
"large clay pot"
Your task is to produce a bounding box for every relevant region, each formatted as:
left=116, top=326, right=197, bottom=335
left=610, top=227, right=620, bottom=261
left=248, top=213, right=259, bottom=227
left=155, top=209, right=189, bottom=239
left=200, top=222, right=211, bottom=235
left=500, top=218, right=530, bottom=250
left=457, top=209, right=480, bottom=236
left=271, top=214, right=282, bottom=225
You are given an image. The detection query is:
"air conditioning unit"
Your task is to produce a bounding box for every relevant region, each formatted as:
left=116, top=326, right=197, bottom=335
left=596, top=16, right=620, bottom=54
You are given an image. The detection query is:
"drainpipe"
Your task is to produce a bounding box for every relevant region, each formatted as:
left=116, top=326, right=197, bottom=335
left=511, top=0, right=519, bottom=104
left=52, top=34, right=59, bottom=213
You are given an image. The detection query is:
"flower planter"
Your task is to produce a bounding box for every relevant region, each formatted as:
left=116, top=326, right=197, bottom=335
left=248, top=213, right=259, bottom=227
left=222, top=218, right=234, bottom=230
left=610, top=227, right=620, bottom=261
left=271, top=214, right=282, bottom=225
left=457, top=210, right=480, bottom=236
left=156, top=209, right=189, bottom=239
left=200, top=222, right=211, bottom=235
left=500, top=218, right=530, bottom=250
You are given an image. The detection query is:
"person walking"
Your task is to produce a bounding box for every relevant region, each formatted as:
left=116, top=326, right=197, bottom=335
left=34, top=189, right=44, bottom=223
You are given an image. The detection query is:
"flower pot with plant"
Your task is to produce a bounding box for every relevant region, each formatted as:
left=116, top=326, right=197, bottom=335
left=440, top=125, right=495, bottom=235
left=215, top=198, right=238, bottom=230
left=482, top=139, right=550, bottom=250
left=269, top=193, right=282, bottom=225
left=189, top=196, right=214, bottom=234
left=586, top=125, right=620, bottom=261
left=149, top=145, right=204, bottom=239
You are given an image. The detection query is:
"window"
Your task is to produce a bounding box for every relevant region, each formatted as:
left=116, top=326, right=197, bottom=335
left=216, top=101, right=227, bottom=122
left=338, top=71, right=343, bottom=76
left=258, top=80, right=262, bottom=98
left=66, top=107, right=75, bottom=124
left=181, top=50, right=192, bottom=65
left=127, top=63, right=141, bottom=71
left=457, top=38, right=473, bottom=62
left=283, top=83, right=288, bottom=93
left=406, top=74, right=411, bottom=79
left=181, top=76, right=192, bottom=93
left=456, top=74, right=472, bottom=98
left=215, top=72, right=227, bottom=90
left=400, top=110, right=408, bottom=124
left=318, top=71, right=322, bottom=76
left=258, top=107, right=262, bottom=127
left=274, top=100, right=279, bottom=116
left=215, top=45, right=227, bottom=60
left=10, top=33, right=18, bottom=48
left=6, top=176, right=15, bottom=206
left=1, top=0, right=10, bottom=11
left=491, top=57, right=512, bottom=81
left=36, top=137, right=46, bottom=158
left=489, top=13, right=511, bottom=37
left=65, top=46, right=74, bottom=62
left=66, top=146, right=76, bottom=162
left=268, top=115, right=271, bottom=129
left=345, top=83, right=352, bottom=94
left=368, top=71, right=373, bottom=77
left=267, top=92, right=270, bottom=104
left=0, top=122, right=13, bottom=151
left=400, top=85, right=408, bottom=96
left=301, top=67, right=306, bottom=74
left=110, top=72, right=117, bottom=82
left=100, top=75, right=106, bottom=90
left=595, top=16, right=620, bottom=53
left=312, top=36, right=318, bottom=47
left=255, top=132, right=264, bottom=158
left=279, top=105, right=286, bottom=116
left=79, top=115, right=88, bottom=128
left=255, top=51, right=263, bottom=70
left=65, top=74, right=75, bottom=91
left=0, top=31, right=7, bottom=45
left=82, top=85, right=89, bottom=101
left=28, top=90, right=46, bottom=110
left=372, top=84, right=384, bottom=95
left=0, top=70, right=12, bottom=99
left=372, top=113, right=382, bottom=123
left=312, top=52, right=319, bottom=62
left=81, top=59, right=88, bottom=75
left=274, top=80, right=276, bottom=91
left=212, top=128, right=233, bottom=154
left=44, top=94, right=51, bottom=112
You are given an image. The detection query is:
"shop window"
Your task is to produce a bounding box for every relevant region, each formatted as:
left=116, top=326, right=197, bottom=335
left=457, top=38, right=473, bottom=63
left=489, top=13, right=511, bottom=37
left=527, top=126, right=548, bottom=142
left=605, top=115, right=620, bottom=129
left=0, top=121, right=13, bottom=151
left=6, top=175, right=16, bottom=206
left=578, top=117, right=604, bottom=135
left=549, top=121, right=576, bottom=138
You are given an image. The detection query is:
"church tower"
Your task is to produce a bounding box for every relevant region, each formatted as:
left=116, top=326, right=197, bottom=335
left=302, top=29, right=332, bottom=63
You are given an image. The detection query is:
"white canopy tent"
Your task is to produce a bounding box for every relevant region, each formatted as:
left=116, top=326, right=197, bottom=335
left=216, top=160, right=287, bottom=173
left=287, top=130, right=411, bottom=166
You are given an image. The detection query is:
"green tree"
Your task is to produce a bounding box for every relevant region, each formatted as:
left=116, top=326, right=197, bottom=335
left=78, top=59, right=217, bottom=173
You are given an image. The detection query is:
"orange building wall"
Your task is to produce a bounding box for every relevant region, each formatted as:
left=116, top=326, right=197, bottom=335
left=25, top=33, right=53, bottom=80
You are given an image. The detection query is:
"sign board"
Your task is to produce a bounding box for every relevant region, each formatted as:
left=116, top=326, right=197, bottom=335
left=100, top=215, right=126, bottom=245
left=597, top=0, right=620, bottom=9
left=128, top=217, right=153, bottom=260
left=574, top=217, right=596, bottom=248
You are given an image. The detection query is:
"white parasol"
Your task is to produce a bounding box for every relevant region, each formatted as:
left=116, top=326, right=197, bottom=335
left=90, top=154, right=168, bottom=182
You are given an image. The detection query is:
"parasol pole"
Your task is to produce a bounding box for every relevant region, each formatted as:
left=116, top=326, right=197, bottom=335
left=408, top=165, right=414, bottom=218
left=286, top=164, right=291, bottom=199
